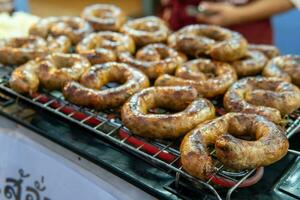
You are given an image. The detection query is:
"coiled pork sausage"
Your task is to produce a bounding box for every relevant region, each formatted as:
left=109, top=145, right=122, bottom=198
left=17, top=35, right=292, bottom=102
left=121, top=86, right=215, bottom=139
left=168, top=24, right=248, bottom=61
left=155, top=59, right=237, bottom=98
left=81, top=4, right=126, bottom=31
left=224, top=77, right=300, bottom=123
left=180, top=113, right=288, bottom=180
left=263, top=55, right=300, bottom=87
left=63, top=62, right=149, bottom=110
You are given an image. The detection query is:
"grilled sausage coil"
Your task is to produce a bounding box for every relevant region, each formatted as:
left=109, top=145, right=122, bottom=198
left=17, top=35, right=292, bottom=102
left=248, top=44, right=280, bottom=59
left=77, top=31, right=135, bottom=64
left=121, top=16, right=170, bottom=46
left=29, top=16, right=92, bottom=44
left=180, top=113, right=289, bottom=180
left=231, top=50, right=267, bottom=77
left=38, top=53, right=90, bottom=90
left=224, top=77, right=300, bottom=123
left=168, top=24, right=248, bottom=61
left=155, top=59, right=237, bottom=98
left=121, top=86, right=215, bottom=139
left=0, top=36, right=48, bottom=65
left=81, top=4, right=126, bottom=31
left=9, top=60, right=40, bottom=94
left=63, top=62, right=149, bottom=110
left=0, top=35, right=71, bottom=65
left=263, top=55, right=300, bottom=87
left=119, top=43, right=185, bottom=79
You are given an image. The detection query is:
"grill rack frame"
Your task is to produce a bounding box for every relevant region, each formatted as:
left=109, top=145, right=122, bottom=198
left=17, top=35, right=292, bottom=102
left=0, top=82, right=299, bottom=200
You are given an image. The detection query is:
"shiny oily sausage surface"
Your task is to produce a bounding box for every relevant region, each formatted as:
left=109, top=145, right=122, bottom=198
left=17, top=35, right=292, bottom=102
left=168, top=24, right=248, bottom=61
left=121, top=86, right=215, bottom=139
left=119, top=43, right=185, bottom=79
left=29, top=16, right=92, bottom=44
left=155, top=59, right=237, bottom=98
left=231, top=50, right=267, bottom=77
left=224, top=77, right=300, bottom=123
left=248, top=44, right=280, bottom=59
left=263, top=55, right=300, bottom=87
left=38, top=53, right=90, bottom=90
left=81, top=4, right=126, bottom=31
left=77, top=31, right=135, bottom=64
left=0, top=36, right=71, bottom=66
left=63, top=62, right=149, bottom=110
left=0, top=36, right=48, bottom=65
left=180, top=113, right=289, bottom=180
left=47, top=35, right=71, bottom=54
left=9, top=60, right=40, bottom=94
left=121, top=16, right=170, bottom=46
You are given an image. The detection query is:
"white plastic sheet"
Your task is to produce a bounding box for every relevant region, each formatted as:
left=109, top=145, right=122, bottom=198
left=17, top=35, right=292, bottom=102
left=0, top=116, right=154, bottom=200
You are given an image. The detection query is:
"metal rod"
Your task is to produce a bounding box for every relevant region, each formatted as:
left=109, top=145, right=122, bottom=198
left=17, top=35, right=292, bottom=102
left=54, top=104, right=65, bottom=111
left=221, top=169, right=249, bottom=178
left=207, top=165, right=224, bottom=184
left=120, top=134, right=131, bottom=143
left=107, top=125, right=121, bottom=136
left=288, top=149, right=300, bottom=156
left=175, top=171, right=181, bottom=190
left=67, top=111, right=76, bottom=117
left=43, top=99, right=56, bottom=107
left=93, top=120, right=107, bottom=130
left=287, top=117, right=300, bottom=139
left=169, top=156, right=181, bottom=165
left=32, top=95, right=42, bottom=101
left=210, top=149, right=216, bottom=155
left=226, top=169, right=256, bottom=200
left=136, top=144, right=145, bottom=150
left=80, top=115, right=94, bottom=123
left=152, top=142, right=173, bottom=158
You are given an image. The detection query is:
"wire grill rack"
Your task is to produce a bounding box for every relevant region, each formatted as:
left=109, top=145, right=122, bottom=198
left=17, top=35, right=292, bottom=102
left=0, top=78, right=299, bottom=200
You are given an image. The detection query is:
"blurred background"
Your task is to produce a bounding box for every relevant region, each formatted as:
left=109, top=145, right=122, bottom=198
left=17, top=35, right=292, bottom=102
left=11, top=0, right=300, bottom=54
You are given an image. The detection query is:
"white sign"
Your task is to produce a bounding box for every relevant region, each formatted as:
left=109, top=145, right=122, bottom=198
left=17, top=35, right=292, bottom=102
left=0, top=116, right=154, bottom=200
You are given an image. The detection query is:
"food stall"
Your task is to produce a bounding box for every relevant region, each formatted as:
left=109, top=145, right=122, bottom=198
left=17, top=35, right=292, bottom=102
left=0, top=1, right=300, bottom=200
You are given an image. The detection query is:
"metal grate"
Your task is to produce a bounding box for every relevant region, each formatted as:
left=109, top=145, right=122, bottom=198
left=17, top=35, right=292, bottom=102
left=0, top=81, right=300, bottom=200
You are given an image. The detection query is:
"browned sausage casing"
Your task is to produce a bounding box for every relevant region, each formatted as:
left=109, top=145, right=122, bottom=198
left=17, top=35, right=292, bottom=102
left=77, top=32, right=135, bottom=64
left=63, top=62, right=150, bottom=110
left=30, top=16, right=92, bottom=44
left=121, top=86, right=215, bottom=139
left=0, top=36, right=48, bottom=65
left=121, top=16, right=170, bottom=46
left=168, top=24, right=248, bottom=61
left=9, top=60, right=40, bottom=94
left=47, top=35, right=71, bottom=54
left=38, top=53, right=90, bottom=90
left=180, top=113, right=289, bottom=180
left=224, top=77, right=300, bottom=123
left=231, top=50, right=267, bottom=77
left=119, top=43, right=186, bottom=79
left=81, top=4, right=126, bottom=31
left=0, top=36, right=71, bottom=65
left=155, top=59, right=237, bottom=98
left=263, top=55, right=300, bottom=87
left=248, top=44, right=280, bottom=59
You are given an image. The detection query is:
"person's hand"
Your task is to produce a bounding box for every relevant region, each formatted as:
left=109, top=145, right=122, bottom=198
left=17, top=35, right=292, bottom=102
left=161, top=0, right=170, bottom=6
left=196, top=2, right=245, bottom=26
left=162, top=8, right=172, bottom=22
left=160, top=0, right=172, bottom=22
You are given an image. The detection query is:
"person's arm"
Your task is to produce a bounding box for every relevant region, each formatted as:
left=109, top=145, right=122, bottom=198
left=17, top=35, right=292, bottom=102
left=290, top=0, right=300, bottom=8
left=197, top=0, right=295, bottom=26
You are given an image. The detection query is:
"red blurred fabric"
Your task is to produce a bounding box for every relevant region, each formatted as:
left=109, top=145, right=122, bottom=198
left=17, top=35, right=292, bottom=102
left=160, top=0, right=273, bottom=44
